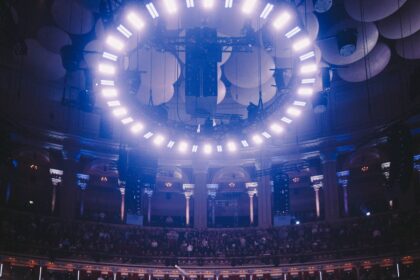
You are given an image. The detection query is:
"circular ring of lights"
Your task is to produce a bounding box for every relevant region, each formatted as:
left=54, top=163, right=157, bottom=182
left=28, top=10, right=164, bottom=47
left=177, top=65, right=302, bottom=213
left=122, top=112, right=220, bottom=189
left=96, top=0, right=320, bottom=155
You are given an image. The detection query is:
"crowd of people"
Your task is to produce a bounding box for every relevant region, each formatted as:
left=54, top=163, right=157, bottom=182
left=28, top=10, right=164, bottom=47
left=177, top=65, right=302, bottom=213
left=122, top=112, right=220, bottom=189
left=0, top=209, right=419, bottom=266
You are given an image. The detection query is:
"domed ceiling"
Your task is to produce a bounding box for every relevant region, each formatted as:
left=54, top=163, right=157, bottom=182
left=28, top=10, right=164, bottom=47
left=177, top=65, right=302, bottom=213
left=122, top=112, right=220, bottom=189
left=0, top=0, right=419, bottom=140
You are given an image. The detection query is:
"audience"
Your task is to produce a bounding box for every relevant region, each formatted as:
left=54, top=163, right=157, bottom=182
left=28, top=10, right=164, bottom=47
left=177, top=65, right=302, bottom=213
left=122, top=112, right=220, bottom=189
left=0, top=209, right=419, bottom=266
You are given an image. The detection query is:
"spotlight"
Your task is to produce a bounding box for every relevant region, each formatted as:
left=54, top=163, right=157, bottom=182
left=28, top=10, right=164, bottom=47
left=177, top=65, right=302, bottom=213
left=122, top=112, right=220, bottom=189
left=117, top=24, right=132, bottom=38
left=366, top=211, right=371, bottom=217
left=203, top=0, right=215, bottom=9
left=241, top=140, right=249, bottom=147
left=285, top=26, right=301, bottom=38
left=293, top=100, right=306, bottom=107
left=102, top=52, right=118, bottom=62
left=260, top=3, right=274, bottom=19
left=242, top=0, right=257, bottom=14
left=299, top=51, right=315, bottom=61
left=270, top=123, right=284, bottom=134
left=281, top=117, right=292, bottom=124
left=297, top=87, right=314, bottom=96
left=262, top=132, right=271, bottom=139
left=300, top=63, right=318, bottom=74
left=100, top=80, right=115, bottom=86
left=121, top=117, right=134, bottom=125
left=225, top=0, right=233, bottom=8
left=130, top=122, right=144, bottom=134
left=153, top=135, right=165, bottom=145
left=101, top=88, right=118, bottom=98
left=167, top=140, right=175, bottom=149
left=292, top=37, right=311, bottom=52
left=107, top=100, right=121, bottom=107
left=113, top=107, right=128, bottom=117
left=127, top=12, right=145, bottom=30
left=252, top=134, right=263, bottom=145
left=178, top=141, right=189, bottom=153
left=98, top=64, right=116, bottom=75
left=186, top=0, right=194, bottom=8
left=286, top=107, right=301, bottom=117
left=144, top=131, right=154, bottom=139
left=105, top=35, right=124, bottom=51
left=163, top=0, right=177, bottom=14
left=273, top=12, right=291, bottom=30
left=146, top=2, right=159, bottom=18
left=227, top=141, right=237, bottom=152
left=192, top=145, right=198, bottom=153
left=301, top=78, right=316, bottom=84
left=203, top=144, right=212, bottom=154
left=217, top=145, right=223, bottom=152
left=295, top=220, right=300, bottom=225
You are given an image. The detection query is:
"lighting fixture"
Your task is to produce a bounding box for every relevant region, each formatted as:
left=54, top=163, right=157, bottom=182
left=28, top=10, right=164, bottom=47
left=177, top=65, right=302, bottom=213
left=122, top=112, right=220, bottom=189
left=203, top=144, right=212, bottom=154
left=225, top=0, right=233, bottom=8
left=300, top=63, right=318, bottom=74
left=167, top=141, right=175, bottom=149
left=117, top=24, right=132, bottom=38
left=270, top=123, right=284, bottom=134
left=252, top=134, right=263, bottom=145
left=273, top=12, right=291, bottom=29
left=192, top=145, right=198, bottom=153
left=241, top=140, right=249, bottom=147
left=297, top=87, right=314, bottom=96
left=113, top=107, right=127, bottom=117
left=121, top=117, right=134, bottom=125
left=144, top=132, right=154, bottom=139
left=146, top=2, right=159, bottom=18
left=107, top=100, right=121, bottom=107
left=105, top=35, right=124, bottom=51
left=281, top=117, right=292, bottom=124
left=299, top=51, right=315, bottom=61
left=262, top=132, right=271, bottom=139
left=186, top=0, right=194, bottom=8
left=102, top=52, right=118, bottom=61
left=242, top=0, right=257, bottom=14
left=127, top=12, right=145, bottom=30
left=227, top=141, right=237, bottom=152
left=293, top=100, right=307, bottom=107
left=285, top=26, right=301, bottom=38
left=260, top=3, right=274, bottom=19
left=203, top=0, right=214, bottom=9
left=101, top=88, right=118, bottom=98
left=153, top=135, right=165, bottom=145
left=100, top=80, right=114, bottom=86
left=178, top=141, right=189, bottom=153
left=131, top=122, right=144, bottom=134
left=98, top=64, right=116, bottom=75
left=217, top=145, right=223, bottom=152
left=286, top=107, right=301, bottom=117
left=292, top=37, right=311, bottom=52
left=301, top=78, right=316, bottom=84
left=163, top=0, right=177, bottom=14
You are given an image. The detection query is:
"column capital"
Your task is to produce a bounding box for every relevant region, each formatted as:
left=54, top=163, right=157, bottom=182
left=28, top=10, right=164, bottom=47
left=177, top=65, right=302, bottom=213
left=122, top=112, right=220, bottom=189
left=119, top=187, right=126, bottom=195
left=144, top=188, right=153, bottom=197
left=49, top=168, right=63, bottom=187
left=76, top=173, right=90, bottom=190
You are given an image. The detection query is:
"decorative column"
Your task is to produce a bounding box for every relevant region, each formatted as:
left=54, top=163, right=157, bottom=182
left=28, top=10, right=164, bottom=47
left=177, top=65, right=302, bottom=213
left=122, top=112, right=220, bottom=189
left=256, top=158, right=272, bottom=228
left=76, top=173, right=89, bottom=217
left=310, top=175, right=323, bottom=218
left=183, top=184, right=194, bottom=226
left=207, top=184, right=219, bottom=226
left=49, top=168, right=63, bottom=214
left=192, top=161, right=209, bottom=229
left=118, top=179, right=126, bottom=222
left=337, top=170, right=350, bottom=216
left=144, top=188, right=153, bottom=224
left=246, top=182, right=258, bottom=225
left=321, top=151, right=340, bottom=221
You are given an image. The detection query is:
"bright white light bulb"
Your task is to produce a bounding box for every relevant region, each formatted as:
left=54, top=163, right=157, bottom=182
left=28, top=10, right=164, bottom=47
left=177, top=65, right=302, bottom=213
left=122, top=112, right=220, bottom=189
left=270, top=123, right=284, bottom=134
left=127, top=12, right=145, bottom=30
left=286, top=107, right=301, bottom=117
left=131, top=123, right=144, bottom=134
left=252, top=134, right=263, bottom=145
left=153, top=135, right=165, bottom=145
left=105, top=35, right=124, bottom=51
left=203, top=144, right=212, bottom=154
left=178, top=141, right=189, bottom=153
left=242, top=0, right=257, bottom=14
left=292, top=37, right=311, bottom=52
left=227, top=141, right=237, bottom=152
left=273, top=12, right=291, bottom=29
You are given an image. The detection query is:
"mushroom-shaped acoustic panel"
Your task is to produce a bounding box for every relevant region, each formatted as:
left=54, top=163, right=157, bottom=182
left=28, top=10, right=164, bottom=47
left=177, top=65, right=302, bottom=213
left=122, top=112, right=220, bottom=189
left=319, top=19, right=378, bottom=66
left=344, top=0, right=407, bottom=22
left=217, top=80, right=227, bottom=105
left=230, top=77, right=276, bottom=106
left=224, top=47, right=275, bottom=88
left=137, top=83, right=175, bottom=106
left=51, top=0, right=95, bottom=35
left=83, top=39, right=103, bottom=68
left=36, top=26, right=72, bottom=54
left=19, top=39, right=66, bottom=81
left=377, top=0, right=420, bottom=39
left=395, top=30, right=420, bottom=59
left=337, top=42, right=391, bottom=83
